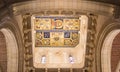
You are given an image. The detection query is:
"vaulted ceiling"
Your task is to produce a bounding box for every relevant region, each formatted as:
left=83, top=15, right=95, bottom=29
left=93, top=0, right=120, bottom=6
left=0, top=0, right=120, bottom=10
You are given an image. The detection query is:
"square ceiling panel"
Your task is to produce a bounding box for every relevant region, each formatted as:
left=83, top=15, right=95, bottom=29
left=31, top=15, right=88, bottom=68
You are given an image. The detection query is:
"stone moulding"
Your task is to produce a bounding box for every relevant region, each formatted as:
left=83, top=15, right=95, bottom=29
left=10, top=0, right=114, bottom=16
left=95, top=21, right=120, bottom=72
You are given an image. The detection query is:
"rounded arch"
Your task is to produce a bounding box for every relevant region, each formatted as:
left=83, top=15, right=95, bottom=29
left=96, top=21, right=120, bottom=72
left=101, top=30, right=120, bottom=72
left=0, top=28, right=18, bottom=72
left=111, top=32, right=120, bottom=72
left=0, top=16, right=24, bottom=72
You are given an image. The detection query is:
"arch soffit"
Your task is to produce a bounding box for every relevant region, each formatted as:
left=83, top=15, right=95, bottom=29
left=95, top=20, right=120, bottom=72
left=0, top=16, right=24, bottom=72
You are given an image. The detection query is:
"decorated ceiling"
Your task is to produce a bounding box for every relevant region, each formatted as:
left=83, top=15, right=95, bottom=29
left=33, top=16, right=80, bottom=47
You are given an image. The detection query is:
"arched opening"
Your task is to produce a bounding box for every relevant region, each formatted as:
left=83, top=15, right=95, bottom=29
left=0, top=28, right=18, bottom=72
left=101, top=30, right=120, bottom=72
left=111, top=32, right=120, bottom=72
left=0, top=31, right=7, bottom=72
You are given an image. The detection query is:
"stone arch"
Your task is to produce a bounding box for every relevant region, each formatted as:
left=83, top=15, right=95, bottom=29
left=111, top=32, right=120, bottom=72
left=101, top=30, right=120, bottom=72
left=96, top=21, right=120, bottom=72
left=0, top=28, right=18, bottom=72
left=0, top=16, right=24, bottom=72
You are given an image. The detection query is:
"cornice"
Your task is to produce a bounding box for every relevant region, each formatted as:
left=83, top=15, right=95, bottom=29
left=9, top=0, right=114, bottom=16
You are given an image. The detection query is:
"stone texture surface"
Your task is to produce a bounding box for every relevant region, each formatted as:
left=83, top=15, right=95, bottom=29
left=0, top=31, right=7, bottom=72
left=111, top=32, right=120, bottom=72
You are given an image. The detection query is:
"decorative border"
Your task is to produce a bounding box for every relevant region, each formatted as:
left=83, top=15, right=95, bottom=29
left=22, top=13, right=35, bottom=72
left=82, top=14, right=97, bottom=72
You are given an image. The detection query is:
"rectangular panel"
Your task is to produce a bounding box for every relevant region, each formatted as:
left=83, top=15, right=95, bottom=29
left=34, top=18, right=51, bottom=30
left=51, top=18, right=63, bottom=29
left=32, top=15, right=88, bottom=68
left=63, top=19, right=80, bottom=30
left=50, top=32, right=64, bottom=46
left=34, top=16, right=80, bottom=47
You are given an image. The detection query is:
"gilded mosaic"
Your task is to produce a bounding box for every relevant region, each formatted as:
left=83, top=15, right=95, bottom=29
left=34, top=16, right=80, bottom=47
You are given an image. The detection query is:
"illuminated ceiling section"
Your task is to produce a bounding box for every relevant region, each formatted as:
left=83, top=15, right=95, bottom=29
left=32, top=15, right=88, bottom=68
